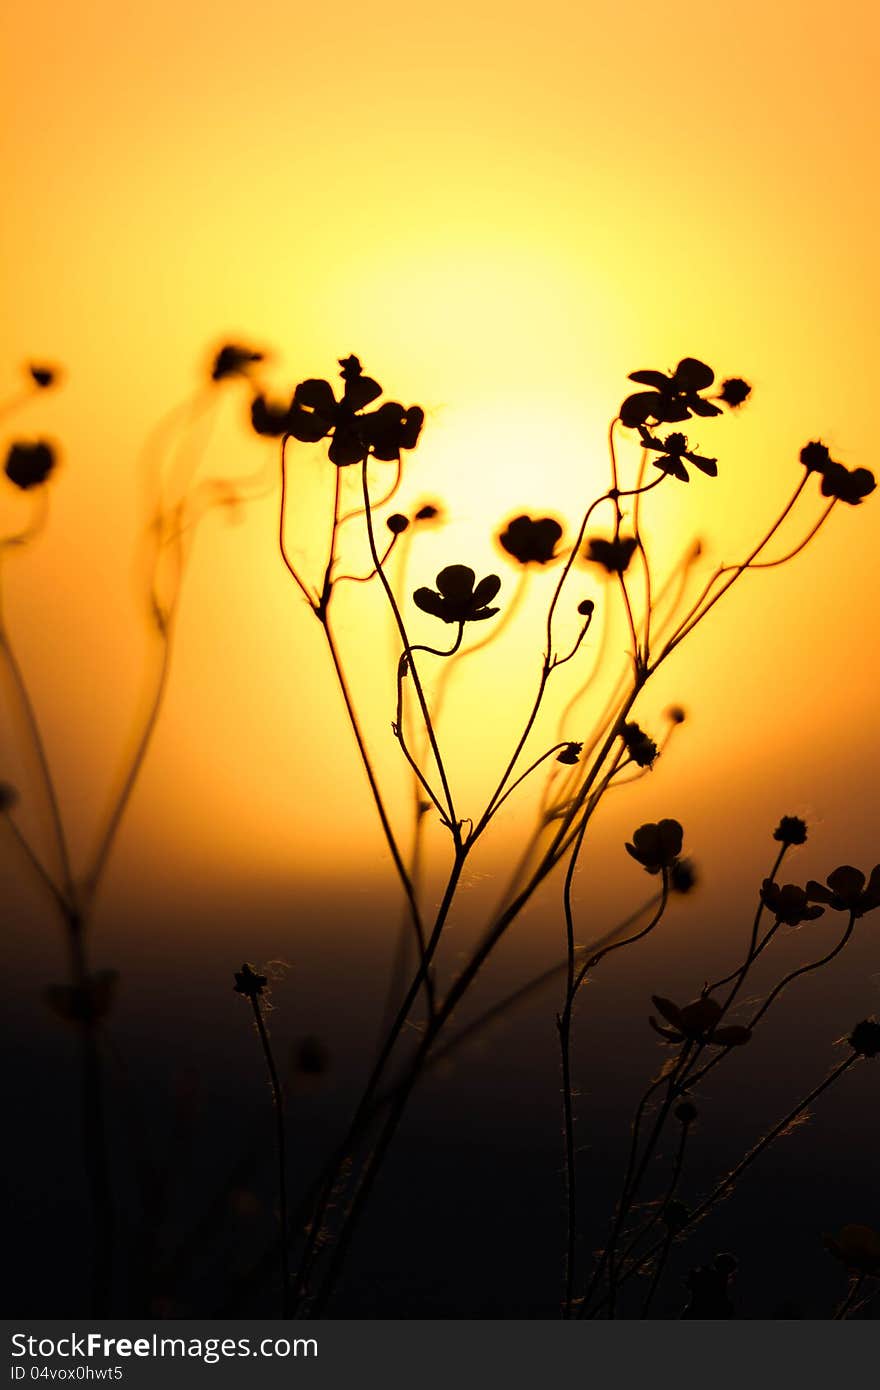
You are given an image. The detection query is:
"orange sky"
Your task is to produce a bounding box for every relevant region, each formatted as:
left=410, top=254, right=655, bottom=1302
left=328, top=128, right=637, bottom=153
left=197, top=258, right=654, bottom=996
left=2, top=1, right=878, bottom=921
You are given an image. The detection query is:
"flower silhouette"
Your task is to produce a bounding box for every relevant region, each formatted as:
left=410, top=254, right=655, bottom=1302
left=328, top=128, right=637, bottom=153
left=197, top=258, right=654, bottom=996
left=670, top=858, right=698, bottom=894
left=556, top=742, right=582, bottom=765
left=414, top=502, right=442, bottom=522
left=498, top=515, right=563, bottom=565
left=806, top=865, right=880, bottom=917
left=585, top=536, right=638, bottom=575
left=233, top=963, right=268, bottom=997
left=719, top=377, right=751, bottom=408
left=824, top=1225, right=880, bottom=1276
left=620, top=358, right=723, bottom=429
left=848, top=1019, right=880, bottom=1058
left=637, top=426, right=717, bottom=482
left=28, top=364, right=59, bottom=389
left=649, top=995, right=752, bottom=1047
left=4, top=440, right=56, bottom=490
left=625, top=819, right=683, bottom=873
left=773, top=815, right=807, bottom=846
left=212, top=343, right=264, bottom=381
left=251, top=356, right=423, bottom=466
left=799, top=440, right=832, bottom=474
left=621, top=721, right=658, bottom=768
left=819, top=461, right=876, bottom=506
left=413, top=565, right=501, bottom=624
left=759, top=881, right=824, bottom=926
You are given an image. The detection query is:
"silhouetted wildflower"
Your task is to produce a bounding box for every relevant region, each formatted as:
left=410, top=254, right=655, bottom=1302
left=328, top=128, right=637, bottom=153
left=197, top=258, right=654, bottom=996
left=413, top=565, right=501, bottom=624
left=719, top=377, right=751, bottom=408
left=212, top=344, right=264, bottom=381
left=806, top=865, right=880, bottom=917
left=637, top=426, right=717, bottom=482
left=386, top=513, right=409, bottom=535
left=759, top=881, right=824, bottom=926
left=5, top=440, right=56, bottom=490
left=621, top=721, right=658, bottom=768
left=774, top=815, right=807, bottom=846
left=28, top=364, right=58, bottom=389
left=577, top=599, right=595, bottom=617
left=824, top=1225, right=880, bottom=1275
left=251, top=357, right=423, bottom=464
left=670, top=858, right=698, bottom=894
left=620, top=358, right=723, bottom=429
left=498, top=514, right=563, bottom=566
left=234, top=963, right=268, bottom=998
left=848, top=1019, right=880, bottom=1058
left=649, top=995, right=752, bottom=1047
left=585, top=535, right=638, bottom=575
left=625, top=819, right=683, bottom=874
left=359, top=400, right=425, bottom=462
left=414, top=502, right=441, bottom=522
left=46, top=971, right=119, bottom=1025
left=675, top=1100, right=699, bottom=1126
left=556, top=742, right=582, bottom=765
left=0, top=782, right=18, bottom=813
left=819, top=461, right=876, bottom=506
left=799, top=440, right=832, bottom=474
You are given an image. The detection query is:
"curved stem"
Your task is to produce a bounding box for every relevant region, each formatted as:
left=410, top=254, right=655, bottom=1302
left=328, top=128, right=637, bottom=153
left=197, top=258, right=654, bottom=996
left=658, top=477, right=808, bottom=660
left=361, top=458, right=458, bottom=835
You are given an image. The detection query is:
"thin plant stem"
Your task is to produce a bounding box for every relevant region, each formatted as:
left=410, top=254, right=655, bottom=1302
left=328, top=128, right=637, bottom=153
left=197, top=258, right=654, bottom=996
left=588, top=1053, right=861, bottom=1316
left=658, top=477, right=808, bottom=660
left=639, top=1121, right=690, bottom=1318
left=319, top=615, right=432, bottom=1002
left=360, top=457, right=458, bottom=836
left=248, top=995, right=291, bottom=1317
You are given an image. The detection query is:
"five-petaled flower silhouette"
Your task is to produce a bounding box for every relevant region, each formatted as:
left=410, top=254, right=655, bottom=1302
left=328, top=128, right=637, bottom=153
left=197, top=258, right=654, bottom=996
left=625, top=819, right=683, bottom=874
left=806, top=865, right=880, bottom=917
left=212, top=343, right=264, bottom=381
left=848, top=1019, right=880, bottom=1058
left=759, top=881, right=824, bottom=926
left=234, top=963, right=268, bottom=997
left=413, top=565, right=501, bottom=624
left=824, top=1225, right=880, bottom=1276
left=251, top=355, right=424, bottom=466
left=719, top=377, right=751, bottom=408
left=4, top=440, right=56, bottom=490
left=637, top=426, right=717, bottom=482
left=774, top=815, right=808, bottom=846
left=620, top=358, right=723, bottom=429
left=585, top=535, right=638, bottom=575
left=621, top=721, right=658, bottom=768
left=819, top=461, right=876, bottom=506
left=498, top=515, right=563, bottom=565
left=649, top=995, right=752, bottom=1047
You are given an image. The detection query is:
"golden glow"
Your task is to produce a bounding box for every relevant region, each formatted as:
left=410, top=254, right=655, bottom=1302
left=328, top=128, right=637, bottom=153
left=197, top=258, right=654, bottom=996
left=2, top=1, right=878, bottom=912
